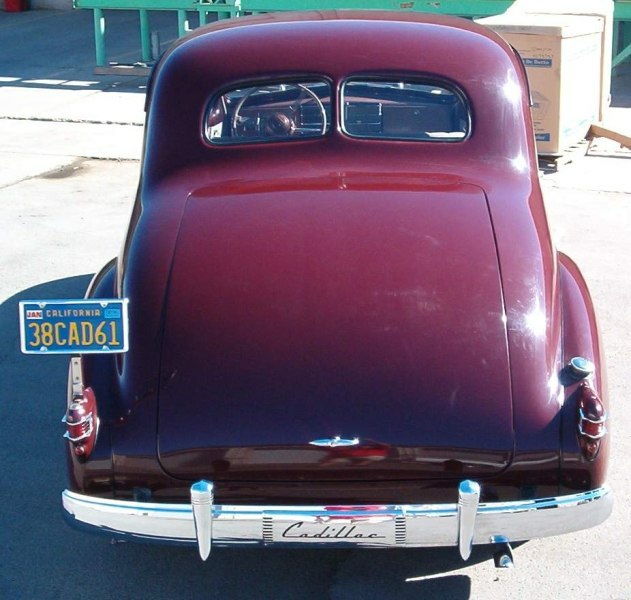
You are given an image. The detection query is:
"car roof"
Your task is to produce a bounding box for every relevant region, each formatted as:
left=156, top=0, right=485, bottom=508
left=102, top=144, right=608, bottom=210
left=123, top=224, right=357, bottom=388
left=174, top=10, right=499, bottom=44
left=143, top=11, right=536, bottom=186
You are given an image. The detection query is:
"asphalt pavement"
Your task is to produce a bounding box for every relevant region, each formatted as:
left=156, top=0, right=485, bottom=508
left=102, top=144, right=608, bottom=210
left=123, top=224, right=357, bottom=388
left=1, top=8, right=631, bottom=600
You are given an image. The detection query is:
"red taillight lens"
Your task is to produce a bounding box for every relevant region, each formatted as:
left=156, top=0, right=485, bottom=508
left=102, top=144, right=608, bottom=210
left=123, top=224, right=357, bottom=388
left=577, top=382, right=607, bottom=461
left=66, top=408, right=93, bottom=442
left=64, top=386, right=98, bottom=459
left=580, top=417, right=605, bottom=439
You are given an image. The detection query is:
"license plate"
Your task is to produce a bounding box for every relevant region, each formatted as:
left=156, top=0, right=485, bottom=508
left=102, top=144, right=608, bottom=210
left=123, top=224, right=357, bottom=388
left=19, top=299, right=129, bottom=354
left=269, top=514, right=397, bottom=546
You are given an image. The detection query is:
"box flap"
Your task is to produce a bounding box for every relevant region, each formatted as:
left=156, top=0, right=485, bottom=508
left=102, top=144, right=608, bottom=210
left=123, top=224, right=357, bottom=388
left=478, top=14, right=604, bottom=38
left=506, top=0, right=614, bottom=20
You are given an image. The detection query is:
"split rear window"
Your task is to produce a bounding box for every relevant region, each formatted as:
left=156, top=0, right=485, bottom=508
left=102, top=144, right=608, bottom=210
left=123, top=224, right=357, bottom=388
left=205, top=77, right=469, bottom=145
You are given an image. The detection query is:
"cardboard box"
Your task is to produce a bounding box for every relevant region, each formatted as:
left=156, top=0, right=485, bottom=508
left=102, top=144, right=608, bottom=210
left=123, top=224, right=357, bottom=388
left=478, top=14, right=604, bottom=155
left=505, top=0, right=614, bottom=122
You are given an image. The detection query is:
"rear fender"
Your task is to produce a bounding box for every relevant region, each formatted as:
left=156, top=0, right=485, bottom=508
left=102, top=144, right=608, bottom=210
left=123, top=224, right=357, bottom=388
left=558, top=252, right=609, bottom=492
left=65, top=260, right=118, bottom=494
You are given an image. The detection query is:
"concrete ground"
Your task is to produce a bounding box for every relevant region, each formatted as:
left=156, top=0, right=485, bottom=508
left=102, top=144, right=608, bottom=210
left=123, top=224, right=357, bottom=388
left=1, top=9, right=630, bottom=600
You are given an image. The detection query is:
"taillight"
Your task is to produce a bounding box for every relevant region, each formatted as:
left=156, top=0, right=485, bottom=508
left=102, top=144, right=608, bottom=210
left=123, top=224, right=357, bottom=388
left=577, top=382, right=607, bottom=461
left=64, top=386, right=99, bottom=459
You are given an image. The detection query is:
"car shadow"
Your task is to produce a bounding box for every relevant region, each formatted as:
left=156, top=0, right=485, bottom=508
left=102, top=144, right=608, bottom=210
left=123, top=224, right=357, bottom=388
left=1, top=276, right=514, bottom=600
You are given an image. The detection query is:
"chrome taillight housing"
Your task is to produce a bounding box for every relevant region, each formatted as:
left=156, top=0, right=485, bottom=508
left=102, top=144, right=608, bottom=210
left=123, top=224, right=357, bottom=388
left=577, top=381, right=607, bottom=461
left=65, top=358, right=99, bottom=459
left=64, top=387, right=98, bottom=457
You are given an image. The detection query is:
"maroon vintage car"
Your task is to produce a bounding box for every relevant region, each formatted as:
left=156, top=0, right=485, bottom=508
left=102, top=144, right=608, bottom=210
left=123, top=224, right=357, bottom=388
left=59, top=11, right=611, bottom=566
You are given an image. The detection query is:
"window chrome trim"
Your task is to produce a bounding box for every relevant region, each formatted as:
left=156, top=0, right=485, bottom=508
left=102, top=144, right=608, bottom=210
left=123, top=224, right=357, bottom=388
left=340, top=76, right=472, bottom=143
left=203, top=78, right=332, bottom=146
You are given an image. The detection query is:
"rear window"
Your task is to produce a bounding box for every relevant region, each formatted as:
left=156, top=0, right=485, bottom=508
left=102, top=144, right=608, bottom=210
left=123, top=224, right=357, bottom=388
left=205, top=80, right=331, bottom=145
left=341, top=79, right=469, bottom=141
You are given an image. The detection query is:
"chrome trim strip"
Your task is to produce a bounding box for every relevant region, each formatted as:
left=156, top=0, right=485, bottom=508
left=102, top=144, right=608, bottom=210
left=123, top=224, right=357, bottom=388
left=63, top=416, right=94, bottom=443
left=578, top=408, right=608, bottom=439
left=62, top=484, right=612, bottom=556
left=70, top=357, right=84, bottom=398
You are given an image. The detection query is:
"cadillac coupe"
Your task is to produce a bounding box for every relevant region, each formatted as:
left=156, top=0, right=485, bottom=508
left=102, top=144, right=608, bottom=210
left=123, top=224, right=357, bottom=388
left=58, top=11, right=612, bottom=565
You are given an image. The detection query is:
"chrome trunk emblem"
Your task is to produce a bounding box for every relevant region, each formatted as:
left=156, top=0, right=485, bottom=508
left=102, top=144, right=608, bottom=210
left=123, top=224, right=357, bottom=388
left=309, top=436, right=360, bottom=448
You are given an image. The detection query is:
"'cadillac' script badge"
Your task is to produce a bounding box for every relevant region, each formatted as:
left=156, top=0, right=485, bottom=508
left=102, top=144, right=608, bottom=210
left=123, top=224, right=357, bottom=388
left=271, top=518, right=396, bottom=546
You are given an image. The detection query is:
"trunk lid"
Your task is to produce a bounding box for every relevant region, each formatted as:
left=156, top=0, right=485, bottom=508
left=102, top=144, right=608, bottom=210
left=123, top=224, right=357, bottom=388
left=157, top=178, right=513, bottom=481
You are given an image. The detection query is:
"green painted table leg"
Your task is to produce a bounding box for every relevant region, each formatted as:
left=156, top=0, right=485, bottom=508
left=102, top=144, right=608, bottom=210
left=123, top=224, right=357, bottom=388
left=613, top=21, right=631, bottom=68
left=93, top=8, right=106, bottom=67
left=177, top=10, right=189, bottom=37
left=613, top=41, right=631, bottom=68
left=139, top=9, right=152, bottom=62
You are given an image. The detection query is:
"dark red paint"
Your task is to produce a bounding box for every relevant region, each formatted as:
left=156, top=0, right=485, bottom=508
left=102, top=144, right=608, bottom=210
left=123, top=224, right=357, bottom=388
left=69, top=11, right=608, bottom=505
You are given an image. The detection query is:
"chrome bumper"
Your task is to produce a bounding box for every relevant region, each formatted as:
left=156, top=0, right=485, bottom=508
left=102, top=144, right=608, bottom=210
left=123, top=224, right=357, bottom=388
left=62, top=481, right=612, bottom=561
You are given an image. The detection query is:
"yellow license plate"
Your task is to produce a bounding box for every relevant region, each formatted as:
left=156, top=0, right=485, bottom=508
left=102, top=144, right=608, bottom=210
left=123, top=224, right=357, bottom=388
left=19, top=299, right=129, bottom=354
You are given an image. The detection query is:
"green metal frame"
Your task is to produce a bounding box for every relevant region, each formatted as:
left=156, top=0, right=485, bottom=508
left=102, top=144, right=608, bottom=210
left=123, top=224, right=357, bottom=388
left=74, top=0, right=631, bottom=71
left=74, top=0, right=239, bottom=67
left=613, top=1, right=631, bottom=69
left=238, top=0, right=511, bottom=17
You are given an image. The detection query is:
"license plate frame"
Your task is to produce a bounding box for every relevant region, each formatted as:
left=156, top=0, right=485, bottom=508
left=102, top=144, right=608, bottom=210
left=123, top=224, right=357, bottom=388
left=19, top=299, right=129, bottom=354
